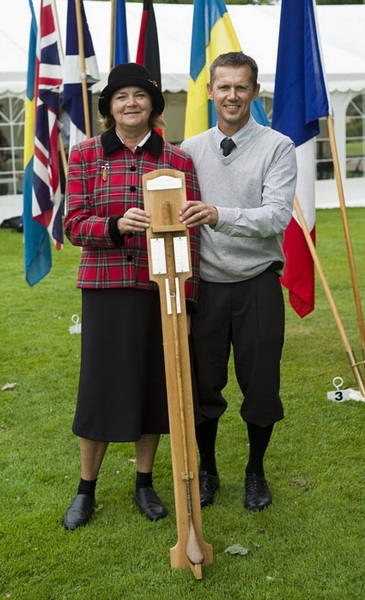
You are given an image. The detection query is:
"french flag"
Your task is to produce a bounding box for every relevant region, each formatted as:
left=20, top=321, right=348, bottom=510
left=272, top=0, right=331, bottom=317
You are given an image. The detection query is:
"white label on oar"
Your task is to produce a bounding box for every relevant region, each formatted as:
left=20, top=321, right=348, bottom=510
left=165, top=278, right=172, bottom=314
left=173, top=236, right=189, bottom=273
left=146, top=176, right=183, bottom=190
left=164, top=278, right=182, bottom=315
left=175, top=278, right=181, bottom=313
left=150, top=238, right=167, bottom=274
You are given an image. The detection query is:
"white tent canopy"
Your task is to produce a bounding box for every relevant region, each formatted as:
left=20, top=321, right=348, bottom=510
left=1, top=0, right=365, bottom=97
left=0, top=0, right=364, bottom=217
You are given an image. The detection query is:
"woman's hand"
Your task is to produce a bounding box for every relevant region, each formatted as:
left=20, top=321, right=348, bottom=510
left=117, top=208, right=150, bottom=235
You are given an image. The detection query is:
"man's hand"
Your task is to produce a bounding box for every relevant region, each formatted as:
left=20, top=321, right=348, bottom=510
left=179, top=201, right=218, bottom=229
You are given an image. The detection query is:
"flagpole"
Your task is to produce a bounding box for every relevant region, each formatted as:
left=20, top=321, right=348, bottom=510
left=110, top=0, right=116, bottom=71
left=53, top=0, right=67, bottom=179
left=53, top=0, right=64, bottom=57
left=293, top=196, right=365, bottom=396
left=74, top=0, right=91, bottom=138
left=326, top=115, right=365, bottom=364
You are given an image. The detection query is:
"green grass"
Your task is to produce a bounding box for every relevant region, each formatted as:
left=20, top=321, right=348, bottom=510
left=346, top=140, right=363, bottom=157
left=1, top=208, right=365, bottom=599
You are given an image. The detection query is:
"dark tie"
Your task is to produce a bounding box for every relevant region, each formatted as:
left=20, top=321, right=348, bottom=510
left=220, top=137, right=236, bottom=156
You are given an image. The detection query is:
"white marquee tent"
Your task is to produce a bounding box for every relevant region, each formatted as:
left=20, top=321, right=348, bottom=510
left=2, top=1, right=365, bottom=96
left=0, top=0, right=364, bottom=217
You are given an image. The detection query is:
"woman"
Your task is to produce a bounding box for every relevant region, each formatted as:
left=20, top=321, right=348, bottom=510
left=63, top=63, right=200, bottom=530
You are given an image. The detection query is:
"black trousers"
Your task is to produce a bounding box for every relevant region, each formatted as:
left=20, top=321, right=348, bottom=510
left=191, top=272, right=285, bottom=428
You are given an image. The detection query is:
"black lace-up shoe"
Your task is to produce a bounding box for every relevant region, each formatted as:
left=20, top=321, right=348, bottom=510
left=134, top=487, right=168, bottom=521
left=199, top=471, right=220, bottom=508
left=244, top=473, right=272, bottom=512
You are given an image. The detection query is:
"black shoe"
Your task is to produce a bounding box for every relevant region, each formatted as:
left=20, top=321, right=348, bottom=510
left=244, top=473, right=272, bottom=512
left=134, top=487, right=167, bottom=522
left=199, top=471, right=220, bottom=508
left=63, top=494, right=95, bottom=530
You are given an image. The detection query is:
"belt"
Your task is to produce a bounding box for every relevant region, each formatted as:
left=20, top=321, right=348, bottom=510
left=264, top=261, right=283, bottom=273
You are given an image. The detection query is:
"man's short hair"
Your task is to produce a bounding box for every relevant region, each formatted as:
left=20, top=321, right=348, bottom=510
left=210, top=52, right=259, bottom=88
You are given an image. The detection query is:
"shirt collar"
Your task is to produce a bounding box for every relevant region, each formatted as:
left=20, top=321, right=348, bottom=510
left=215, top=115, right=260, bottom=151
left=101, top=128, right=163, bottom=157
left=115, top=130, right=152, bottom=149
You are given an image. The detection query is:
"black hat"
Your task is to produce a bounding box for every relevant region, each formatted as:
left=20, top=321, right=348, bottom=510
left=98, top=63, right=165, bottom=117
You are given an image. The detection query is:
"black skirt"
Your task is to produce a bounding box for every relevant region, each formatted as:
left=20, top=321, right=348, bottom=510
left=72, top=288, right=169, bottom=442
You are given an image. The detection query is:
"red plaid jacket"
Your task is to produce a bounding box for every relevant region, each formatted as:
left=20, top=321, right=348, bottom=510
left=64, top=129, right=200, bottom=305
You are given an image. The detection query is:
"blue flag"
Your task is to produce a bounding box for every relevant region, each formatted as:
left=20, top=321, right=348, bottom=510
left=63, top=0, right=99, bottom=147
left=272, top=0, right=330, bottom=147
left=114, top=0, right=129, bottom=66
left=23, top=0, right=52, bottom=286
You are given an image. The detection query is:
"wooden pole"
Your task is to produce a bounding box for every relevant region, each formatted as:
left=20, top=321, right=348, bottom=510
left=110, top=0, right=116, bottom=71
left=326, top=115, right=365, bottom=364
left=53, top=2, right=67, bottom=184
left=74, top=0, right=91, bottom=139
left=166, top=222, right=205, bottom=569
left=143, top=169, right=213, bottom=580
left=294, top=196, right=365, bottom=396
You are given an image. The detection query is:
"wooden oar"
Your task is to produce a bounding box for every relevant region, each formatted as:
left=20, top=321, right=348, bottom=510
left=143, top=169, right=213, bottom=580
left=165, top=205, right=204, bottom=567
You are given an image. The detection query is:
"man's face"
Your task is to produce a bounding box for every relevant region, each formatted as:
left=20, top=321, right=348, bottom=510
left=207, top=65, right=260, bottom=135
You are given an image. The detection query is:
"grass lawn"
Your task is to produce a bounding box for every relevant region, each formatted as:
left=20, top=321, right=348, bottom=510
left=1, top=208, right=365, bottom=599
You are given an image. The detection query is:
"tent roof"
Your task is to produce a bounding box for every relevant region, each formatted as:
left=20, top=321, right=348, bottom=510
left=1, top=0, right=364, bottom=96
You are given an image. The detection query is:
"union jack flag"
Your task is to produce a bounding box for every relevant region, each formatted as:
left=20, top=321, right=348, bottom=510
left=33, top=0, right=63, bottom=249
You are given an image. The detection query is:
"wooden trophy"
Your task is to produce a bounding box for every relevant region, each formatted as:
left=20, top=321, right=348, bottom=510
left=143, top=169, right=213, bottom=580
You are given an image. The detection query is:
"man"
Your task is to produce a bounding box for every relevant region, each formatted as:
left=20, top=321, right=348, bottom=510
left=179, top=52, right=297, bottom=511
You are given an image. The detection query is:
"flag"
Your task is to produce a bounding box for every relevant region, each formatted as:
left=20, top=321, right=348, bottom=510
left=184, top=0, right=268, bottom=140
left=113, top=0, right=129, bottom=66
left=33, top=0, right=63, bottom=251
left=23, top=0, right=52, bottom=286
left=136, top=0, right=161, bottom=90
left=63, top=0, right=100, bottom=149
left=272, top=0, right=331, bottom=317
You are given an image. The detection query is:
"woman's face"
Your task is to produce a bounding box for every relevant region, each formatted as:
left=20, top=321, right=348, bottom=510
left=110, top=86, right=153, bottom=134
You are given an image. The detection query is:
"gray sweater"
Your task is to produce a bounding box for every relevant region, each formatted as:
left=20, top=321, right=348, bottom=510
left=181, top=118, right=297, bottom=283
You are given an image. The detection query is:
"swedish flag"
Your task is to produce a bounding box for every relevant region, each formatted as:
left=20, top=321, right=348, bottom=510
left=184, top=0, right=268, bottom=140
